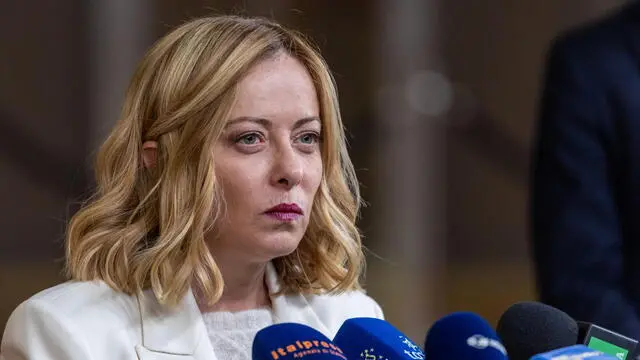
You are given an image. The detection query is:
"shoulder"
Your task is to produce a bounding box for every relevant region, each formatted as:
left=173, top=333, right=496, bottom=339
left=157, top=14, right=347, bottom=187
left=546, top=5, right=638, bottom=77
left=303, top=289, right=384, bottom=336
left=1, top=281, right=140, bottom=358
left=306, top=289, right=383, bottom=317
left=9, top=280, right=138, bottom=325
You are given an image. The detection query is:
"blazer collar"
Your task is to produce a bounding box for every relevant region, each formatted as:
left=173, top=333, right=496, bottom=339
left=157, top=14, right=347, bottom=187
left=136, top=286, right=208, bottom=356
left=136, top=262, right=330, bottom=357
left=265, top=262, right=331, bottom=335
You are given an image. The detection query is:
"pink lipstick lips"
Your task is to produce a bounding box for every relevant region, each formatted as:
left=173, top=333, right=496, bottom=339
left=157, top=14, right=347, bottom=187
left=264, top=203, right=303, bottom=221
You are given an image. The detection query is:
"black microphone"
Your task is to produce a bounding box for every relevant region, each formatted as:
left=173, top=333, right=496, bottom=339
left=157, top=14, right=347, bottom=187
left=496, top=301, right=638, bottom=360
left=496, top=301, right=579, bottom=360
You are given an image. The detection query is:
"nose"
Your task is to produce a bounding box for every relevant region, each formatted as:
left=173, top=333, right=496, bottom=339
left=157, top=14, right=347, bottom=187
left=270, top=145, right=303, bottom=190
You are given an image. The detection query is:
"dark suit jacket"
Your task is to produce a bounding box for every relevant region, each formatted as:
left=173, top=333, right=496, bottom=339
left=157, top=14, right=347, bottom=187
left=532, top=1, right=640, bottom=339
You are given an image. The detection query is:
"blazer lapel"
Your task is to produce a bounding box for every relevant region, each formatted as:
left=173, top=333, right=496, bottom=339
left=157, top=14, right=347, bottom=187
left=134, top=262, right=327, bottom=360
left=265, top=262, right=332, bottom=337
left=136, top=288, right=217, bottom=360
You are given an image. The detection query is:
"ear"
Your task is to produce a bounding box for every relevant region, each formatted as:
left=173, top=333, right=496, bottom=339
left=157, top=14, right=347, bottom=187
left=142, top=141, right=158, bottom=168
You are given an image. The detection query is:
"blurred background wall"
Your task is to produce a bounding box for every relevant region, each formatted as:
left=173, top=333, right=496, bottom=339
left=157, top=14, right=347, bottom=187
left=0, top=0, right=627, bottom=344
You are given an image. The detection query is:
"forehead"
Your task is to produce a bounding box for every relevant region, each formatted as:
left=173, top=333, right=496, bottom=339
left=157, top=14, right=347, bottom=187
left=228, top=53, right=320, bottom=123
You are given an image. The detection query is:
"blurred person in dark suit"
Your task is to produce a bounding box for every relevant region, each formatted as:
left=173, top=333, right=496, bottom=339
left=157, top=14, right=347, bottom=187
left=531, top=1, right=640, bottom=340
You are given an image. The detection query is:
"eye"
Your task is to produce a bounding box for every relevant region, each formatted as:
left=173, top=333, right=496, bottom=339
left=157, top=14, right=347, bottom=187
left=297, top=132, right=321, bottom=145
left=236, top=132, right=264, bottom=145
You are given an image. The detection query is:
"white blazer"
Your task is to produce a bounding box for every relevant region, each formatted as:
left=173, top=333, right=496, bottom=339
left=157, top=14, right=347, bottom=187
left=0, top=263, right=383, bottom=360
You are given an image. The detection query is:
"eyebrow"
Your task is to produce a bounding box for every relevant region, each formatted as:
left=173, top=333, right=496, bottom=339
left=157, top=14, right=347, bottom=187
left=225, top=116, right=321, bottom=130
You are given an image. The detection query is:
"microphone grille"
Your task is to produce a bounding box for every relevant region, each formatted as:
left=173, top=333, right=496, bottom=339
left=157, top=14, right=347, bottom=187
left=496, top=301, right=578, bottom=360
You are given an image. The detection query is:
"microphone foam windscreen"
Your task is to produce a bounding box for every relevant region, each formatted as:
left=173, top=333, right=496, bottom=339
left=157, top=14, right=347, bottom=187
left=333, top=317, right=425, bottom=359
left=496, top=301, right=579, bottom=360
left=424, top=311, right=508, bottom=360
left=252, top=323, right=346, bottom=360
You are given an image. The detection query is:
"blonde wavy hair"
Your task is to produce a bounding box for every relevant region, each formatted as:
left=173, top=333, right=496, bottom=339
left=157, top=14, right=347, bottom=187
left=64, top=15, right=364, bottom=307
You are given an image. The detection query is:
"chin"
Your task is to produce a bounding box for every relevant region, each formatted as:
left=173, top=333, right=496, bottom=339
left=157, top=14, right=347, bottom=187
left=259, top=234, right=303, bottom=259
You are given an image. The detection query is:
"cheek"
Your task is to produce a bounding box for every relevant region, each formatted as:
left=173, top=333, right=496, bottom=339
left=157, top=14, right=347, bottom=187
left=304, top=156, right=323, bottom=193
left=215, top=162, right=260, bottom=211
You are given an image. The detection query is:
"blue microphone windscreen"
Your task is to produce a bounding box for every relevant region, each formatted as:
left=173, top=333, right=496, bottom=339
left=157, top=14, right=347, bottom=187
left=424, top=312, right=508, bottom=360
left=333, top=317, right=425, bottom=359
left=252, top=323, right=346, bottom=360
left=530, top=344, right=619, bottom=360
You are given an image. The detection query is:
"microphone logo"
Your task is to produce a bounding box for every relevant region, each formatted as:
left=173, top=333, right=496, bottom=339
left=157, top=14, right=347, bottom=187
left=398, top=336, right=425, bottom=360
left=467, top=334, right=507, bottom=356
left=360, top=348, right=388, bottom=360
left=357, top=337, right=425, bottom=360
left=269, top=338, right=346, bottom=359
left=400, top=337, right=421, bottom=352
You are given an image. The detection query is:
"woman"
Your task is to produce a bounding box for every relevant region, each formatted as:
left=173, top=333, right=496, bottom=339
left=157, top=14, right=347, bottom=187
left=0, top=15, right=383, bottom=360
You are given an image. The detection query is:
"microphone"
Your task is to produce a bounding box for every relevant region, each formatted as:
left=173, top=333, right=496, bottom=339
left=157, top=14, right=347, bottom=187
left=496, top=301, right=579, bottom=360
left=577, top=322, right=637, bottom=360
left=333, top=317, right=425, bottom=360
left=252, top=323, right=347, bottom=360
left=497, top=301, right=638, bottom=360
left=423, top=311, right=508, bottom=360
left=530, top=344, right=618, bottom=360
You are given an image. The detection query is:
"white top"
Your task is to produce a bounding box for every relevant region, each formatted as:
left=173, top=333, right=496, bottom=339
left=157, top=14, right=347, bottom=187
left=0, top=262, right=384, bottom=360
left=202, top=308, right=274, bottom=360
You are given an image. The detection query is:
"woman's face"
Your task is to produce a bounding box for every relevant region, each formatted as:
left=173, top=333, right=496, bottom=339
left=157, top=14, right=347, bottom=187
left=210, top=52, right=323, bottom=264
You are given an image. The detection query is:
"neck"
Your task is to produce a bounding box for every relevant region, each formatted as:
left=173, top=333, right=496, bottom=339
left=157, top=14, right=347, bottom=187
left=198, top=258, right=271, bottom=313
